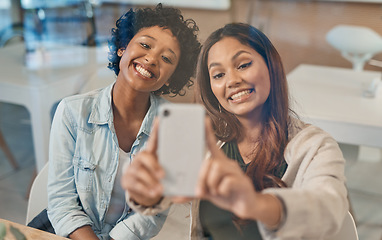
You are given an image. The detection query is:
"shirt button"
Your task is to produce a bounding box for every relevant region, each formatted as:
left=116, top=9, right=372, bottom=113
left=108, top=176, right=112, bottom=182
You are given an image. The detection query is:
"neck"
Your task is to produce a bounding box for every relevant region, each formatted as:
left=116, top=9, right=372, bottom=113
left=236, top=113, right=263, bottom=164
left=238, top=119, right=262, bottom=144
left=112, top=79, right=151, bottom=122
left=237, top=109, right=263, bottom=141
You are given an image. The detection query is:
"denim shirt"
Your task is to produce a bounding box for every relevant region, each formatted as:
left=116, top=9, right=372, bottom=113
left=47, top=83, right=168, bottom=239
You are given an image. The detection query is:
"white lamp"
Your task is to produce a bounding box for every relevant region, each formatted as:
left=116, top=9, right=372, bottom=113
left=326, top=25, right=382, bottom=98
left=326, top=25, right=382, bottom=72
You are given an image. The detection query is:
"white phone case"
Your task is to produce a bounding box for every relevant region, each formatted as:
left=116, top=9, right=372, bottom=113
left=158, top=103, right=205, bottom=196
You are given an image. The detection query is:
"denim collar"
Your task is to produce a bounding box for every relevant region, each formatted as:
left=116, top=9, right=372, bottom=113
left=88, top=83, right=163, bottom=137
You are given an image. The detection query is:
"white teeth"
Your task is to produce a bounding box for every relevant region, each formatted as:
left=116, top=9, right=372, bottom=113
left=135, top=65, right=152, bottom=78
left=230, top=90, right=251, bottom=100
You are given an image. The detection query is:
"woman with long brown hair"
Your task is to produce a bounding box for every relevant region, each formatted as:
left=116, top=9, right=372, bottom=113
left=122, top=23, right=348, bottom=239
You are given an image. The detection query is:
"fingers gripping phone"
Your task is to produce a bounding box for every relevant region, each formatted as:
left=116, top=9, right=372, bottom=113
left=158, top=103, right=205, bottom=196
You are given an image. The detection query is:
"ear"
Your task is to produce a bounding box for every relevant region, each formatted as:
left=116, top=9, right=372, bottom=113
left=117, top=49, right=125, bottom=57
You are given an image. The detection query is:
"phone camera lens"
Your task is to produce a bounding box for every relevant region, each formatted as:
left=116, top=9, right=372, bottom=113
left=163, top=109, right=170, bottom=117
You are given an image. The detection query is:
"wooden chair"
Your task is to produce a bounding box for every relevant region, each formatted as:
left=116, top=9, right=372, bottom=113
left=0, top=20, right=23, bottom=170
left=0, top=127, right=18, bottom=169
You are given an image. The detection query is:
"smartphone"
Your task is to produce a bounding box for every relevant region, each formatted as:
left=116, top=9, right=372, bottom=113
left=158, top=103, right=205, bottom=196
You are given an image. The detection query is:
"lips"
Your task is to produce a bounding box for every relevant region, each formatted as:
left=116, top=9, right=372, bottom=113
left=229, top=89, right=254, bottom=101
left=134, top=63, right=155, bottom=79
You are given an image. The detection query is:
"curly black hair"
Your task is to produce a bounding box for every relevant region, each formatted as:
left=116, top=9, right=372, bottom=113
left=108, top=3, right=201, bottom=96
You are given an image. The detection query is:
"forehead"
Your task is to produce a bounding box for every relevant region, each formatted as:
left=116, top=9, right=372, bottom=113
left=131, top=26, right=180, bottom=54
left=134, top=26, right=178, bottom=44
left=208, top=37, right=257, bottom=62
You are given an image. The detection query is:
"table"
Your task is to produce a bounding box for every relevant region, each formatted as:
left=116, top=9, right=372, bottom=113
left=0, top=218, right=68, bottom=239
left=0, top=43, right=109, bottom=172
left=287, top=64, right=382, bottom=149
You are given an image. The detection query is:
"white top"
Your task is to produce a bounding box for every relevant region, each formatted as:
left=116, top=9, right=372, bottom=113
left=104, top=148, right=129, bottom=225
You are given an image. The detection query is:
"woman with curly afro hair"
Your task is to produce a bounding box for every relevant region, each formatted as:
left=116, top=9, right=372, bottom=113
left=47, top=4, right=201, bottom=240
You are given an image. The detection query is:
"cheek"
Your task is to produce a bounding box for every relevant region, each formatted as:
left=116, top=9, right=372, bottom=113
left=169, top=65, right=177, bottom=77
left=119, top=54, right=129, bottom=70
left=210, top=81, right=225, bottom=100
left=263, top=76, right=271, bottom=96
left=209, top=80, right=217, bottom=94
left=252, top=71, right=270, bottom=94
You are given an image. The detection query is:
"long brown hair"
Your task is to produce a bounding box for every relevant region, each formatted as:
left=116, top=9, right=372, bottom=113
left=196, top=23, right=290, bottom=191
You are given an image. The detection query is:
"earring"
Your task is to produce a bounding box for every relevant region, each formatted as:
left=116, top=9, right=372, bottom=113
left=117, top=49, right=125, bottom=57
left=218, top=103, right=222, bottom=113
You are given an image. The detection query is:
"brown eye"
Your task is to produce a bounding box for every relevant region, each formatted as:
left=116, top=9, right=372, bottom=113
left=162, top=56, right=173, bottom=64
left=140, top=43, right=150, bottom=49
left=212, top=73, right=225, bottom=79
left=238, top=61, right=252, bottom=70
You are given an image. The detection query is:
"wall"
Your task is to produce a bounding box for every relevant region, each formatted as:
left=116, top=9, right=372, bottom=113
left=239, top=0, right=382, bottom=73
left=181, top=0, right=382, bottom=72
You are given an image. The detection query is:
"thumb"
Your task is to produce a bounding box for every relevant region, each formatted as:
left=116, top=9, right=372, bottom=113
left=146, top=117, right=159, bottom=153
left=205, top=118, right=221, bottom=157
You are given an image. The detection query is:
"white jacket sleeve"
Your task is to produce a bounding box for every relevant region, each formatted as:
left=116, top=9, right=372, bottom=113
left=258, top=124, right=348, bottom=239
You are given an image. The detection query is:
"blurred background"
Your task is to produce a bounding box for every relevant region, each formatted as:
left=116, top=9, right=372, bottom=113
left=0, top=0, right=381, bottom=239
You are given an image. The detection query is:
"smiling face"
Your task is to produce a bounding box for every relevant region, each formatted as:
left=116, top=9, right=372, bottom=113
left=117, top=26, right=180, bottom=94
left=208, top=37, right=271, bottom=121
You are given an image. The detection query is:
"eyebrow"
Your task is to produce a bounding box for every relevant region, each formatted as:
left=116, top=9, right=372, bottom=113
left=208, top=50, right=251, bottom=70
left=141, top=35, right=178, bottom=60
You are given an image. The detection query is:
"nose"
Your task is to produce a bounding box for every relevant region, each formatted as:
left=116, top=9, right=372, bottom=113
left=144, top=52, right=158, bottom=66
left=226, top=71, right=242, bottom=88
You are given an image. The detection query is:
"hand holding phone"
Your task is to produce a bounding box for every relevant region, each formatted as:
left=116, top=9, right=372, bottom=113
left=158, top=103, right=205, bottom=196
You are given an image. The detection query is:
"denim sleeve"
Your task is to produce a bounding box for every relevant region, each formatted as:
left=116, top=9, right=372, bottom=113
left=109, top=209, right=169, bottom=240
left=47, top=100, right=93, bottom=237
